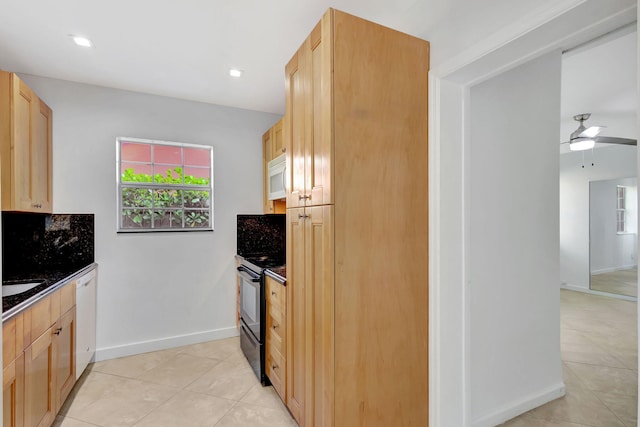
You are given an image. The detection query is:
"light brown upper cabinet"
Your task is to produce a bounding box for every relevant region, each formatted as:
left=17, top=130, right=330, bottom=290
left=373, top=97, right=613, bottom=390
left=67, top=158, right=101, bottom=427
left=262, top=117, right=286, bottom=214
left=284, top=9, right=429, bottom=427
left=262, top=127, right=274, bottom=214
left=272, top=118, right=285, bottom=157
left=0, top=71, right=53, bottom=213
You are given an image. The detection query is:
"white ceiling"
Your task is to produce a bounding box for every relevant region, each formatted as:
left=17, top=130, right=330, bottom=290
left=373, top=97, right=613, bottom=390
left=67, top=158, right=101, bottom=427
left=0, top=0, right=636, bottom=116
left=561, top=25, right=637, bottom=144
left=0, top=0, right=446, bottom=114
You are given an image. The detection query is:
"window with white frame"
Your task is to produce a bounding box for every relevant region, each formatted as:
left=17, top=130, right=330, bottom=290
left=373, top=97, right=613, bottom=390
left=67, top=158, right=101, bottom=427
left=616, top=185, right=626, bottom=233
left=117, top=137, right=213, bottom=232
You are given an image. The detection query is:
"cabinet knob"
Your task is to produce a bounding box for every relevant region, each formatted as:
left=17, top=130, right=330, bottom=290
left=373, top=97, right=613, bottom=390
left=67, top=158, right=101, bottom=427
left=53, top=327, right=62, bottom=336
left=32, top=203, right=42, bottom=208
left=298, top=214, right=309, bottom=219
left=298, top=194, right=310, bottom=201
left=271, top=291, right=276, bottom=296
left=282, top=148, right=286, bottom=153
left=272, top=324, right=279, bottom=330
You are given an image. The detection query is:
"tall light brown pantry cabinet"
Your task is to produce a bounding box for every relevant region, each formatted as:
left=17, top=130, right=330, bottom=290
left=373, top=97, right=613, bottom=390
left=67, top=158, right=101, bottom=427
left=285, top=9, right=429, bottom=427
left=0, top=71, right=53, bottom=213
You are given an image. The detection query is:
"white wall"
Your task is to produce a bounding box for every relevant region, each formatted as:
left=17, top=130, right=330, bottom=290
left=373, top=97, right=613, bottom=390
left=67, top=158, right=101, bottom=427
left=560, top=145, right=637, bottom=290
left=590, top=177, right=637, bottom=273
left=468, top=52, right=563, bottom=426
left=20, top=74, right=280, bottom=359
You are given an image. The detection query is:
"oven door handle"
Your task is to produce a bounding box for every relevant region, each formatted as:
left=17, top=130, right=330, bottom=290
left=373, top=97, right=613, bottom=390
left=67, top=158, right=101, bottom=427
left=237, top=266, right=261, bottom=282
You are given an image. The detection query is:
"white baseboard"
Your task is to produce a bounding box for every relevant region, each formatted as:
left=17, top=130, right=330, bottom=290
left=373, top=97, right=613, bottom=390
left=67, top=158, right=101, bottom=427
left=591, top=264, right=637, bottom=275
left=95, top=326, right=240, bottom=362
left=471, top=382, right=565, bottom=427
left=561, top=283, right=637, bottom=302
left=560, top=282, right=589, bottom=292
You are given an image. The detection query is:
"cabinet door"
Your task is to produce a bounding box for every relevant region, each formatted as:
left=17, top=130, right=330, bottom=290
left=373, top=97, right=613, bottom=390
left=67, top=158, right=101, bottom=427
left=306, top=205, right=333, bottom=427
left=306, top=18, right=333, bottom=207
left=24, top=326, right=55, bottom=427
left=3, top=316, right=18, bottom=370
left=285, top=47, right=307, bottom=209
left=54, top=308, right=75, bottom=411
left=263, top=128, right=274, bottom=214
left=286, top=207, right=306, bottom=425
left=3, top=353, right=25, bottom=427
left=8, top=74, right=52, bottom=213
left=11, top=75, right=36, bottom=212
left=266, top=276, right=286, bottom=401
left=32, top=99, right=52, bottom=213
left=273, top=118, right=285, bottom=156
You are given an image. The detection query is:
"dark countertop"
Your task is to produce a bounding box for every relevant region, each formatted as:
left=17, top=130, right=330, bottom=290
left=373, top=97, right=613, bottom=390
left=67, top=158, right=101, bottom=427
left=265, top=266, right=286, bottom=284
left=2, top=263, right=98, bottom=322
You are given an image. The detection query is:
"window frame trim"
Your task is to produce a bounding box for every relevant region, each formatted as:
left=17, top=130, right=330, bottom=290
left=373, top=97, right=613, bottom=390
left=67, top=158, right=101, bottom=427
left=616, top=185, right=626, bottom=234
left=116, top=137, right=214, bottom=233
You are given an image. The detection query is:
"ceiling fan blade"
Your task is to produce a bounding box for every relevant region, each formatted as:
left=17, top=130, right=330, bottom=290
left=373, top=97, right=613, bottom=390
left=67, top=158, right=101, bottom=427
left=578, top=125, right=604, bottom=138
left=594, top=136, right=637, bottom=146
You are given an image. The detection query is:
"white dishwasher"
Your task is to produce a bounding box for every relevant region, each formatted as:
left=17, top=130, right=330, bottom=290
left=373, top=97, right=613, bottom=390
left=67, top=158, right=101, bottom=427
left=76, top=268, right=97, bottom=379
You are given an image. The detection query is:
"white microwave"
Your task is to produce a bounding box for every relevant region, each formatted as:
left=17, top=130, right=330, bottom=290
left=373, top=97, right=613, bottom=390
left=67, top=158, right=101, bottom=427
left=267, top=154, right=286, bottom=200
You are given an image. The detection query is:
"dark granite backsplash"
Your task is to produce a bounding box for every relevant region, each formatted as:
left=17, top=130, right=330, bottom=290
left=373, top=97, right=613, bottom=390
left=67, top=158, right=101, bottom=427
left=2, top=212, right=94, bottom=277
left=237, top=214, right=285, bottom=258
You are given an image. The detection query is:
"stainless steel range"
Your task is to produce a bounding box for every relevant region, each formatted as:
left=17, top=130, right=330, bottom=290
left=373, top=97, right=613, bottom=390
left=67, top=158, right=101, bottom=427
left=236, top=214, right=286, bottom=385
left=238, top=254, right=285, bottom=385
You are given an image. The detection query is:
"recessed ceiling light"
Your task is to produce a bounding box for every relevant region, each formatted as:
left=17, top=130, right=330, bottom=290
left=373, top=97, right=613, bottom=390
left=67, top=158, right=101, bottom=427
left=229, top=68, right=243, bottom=78
left=70, top=35, right=93, bottom=48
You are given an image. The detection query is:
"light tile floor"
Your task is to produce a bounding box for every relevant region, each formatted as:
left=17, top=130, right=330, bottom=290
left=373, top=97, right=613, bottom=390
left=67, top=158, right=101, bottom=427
left=56, top=288, right=636, bottom=427
left=55, top=337, right=297, bottom=427
left=502, top=289, right=638, bottom=427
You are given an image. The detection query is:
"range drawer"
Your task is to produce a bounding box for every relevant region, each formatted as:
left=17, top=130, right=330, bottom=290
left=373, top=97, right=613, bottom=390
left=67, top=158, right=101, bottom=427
left=266, top=277, right=285, bottom=311
left=267, top=342, right=285, bottom=399
left=266, top=309, right=285, bottom=355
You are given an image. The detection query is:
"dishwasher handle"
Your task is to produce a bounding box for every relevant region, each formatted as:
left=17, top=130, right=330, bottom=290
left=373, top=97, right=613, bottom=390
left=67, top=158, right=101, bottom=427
left=76, top=269, right=97, bottom=288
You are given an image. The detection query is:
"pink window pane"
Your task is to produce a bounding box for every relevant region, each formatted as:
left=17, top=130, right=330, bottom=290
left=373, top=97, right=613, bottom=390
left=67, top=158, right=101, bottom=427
left=153, top=164, right=183, bottom=184
left=121, top=163, right=153, bottom=182
left=121, top=142, right=151, bottom=162
left=184, top=167, right=210, bottom=184
left=154, top=144, right=182, bottom=165
left=184, top=147, right=210, bottom=167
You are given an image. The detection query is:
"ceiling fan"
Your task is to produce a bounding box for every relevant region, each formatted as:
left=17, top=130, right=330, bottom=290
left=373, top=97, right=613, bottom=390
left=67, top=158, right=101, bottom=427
left=563, top=113, right=637, bottom=151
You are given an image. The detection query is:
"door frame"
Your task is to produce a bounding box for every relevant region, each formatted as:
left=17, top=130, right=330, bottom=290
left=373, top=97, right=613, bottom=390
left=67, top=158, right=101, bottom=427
left=427, top=1, right=638, bottom=425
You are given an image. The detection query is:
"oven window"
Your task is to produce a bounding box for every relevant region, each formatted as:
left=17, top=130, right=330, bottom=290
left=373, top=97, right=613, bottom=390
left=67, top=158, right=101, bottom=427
left=241, top=279, right=258, bottom=324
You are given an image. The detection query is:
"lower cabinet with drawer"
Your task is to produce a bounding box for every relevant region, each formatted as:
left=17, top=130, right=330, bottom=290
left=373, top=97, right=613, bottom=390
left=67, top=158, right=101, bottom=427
left=265, top=276, right=287, bottom=401
left=3, top=279, right=77, bottom=427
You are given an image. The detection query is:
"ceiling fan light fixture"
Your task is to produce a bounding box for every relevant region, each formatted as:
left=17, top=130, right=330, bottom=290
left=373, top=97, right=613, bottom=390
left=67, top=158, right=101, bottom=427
left=569, top=138, right=595, bottom=151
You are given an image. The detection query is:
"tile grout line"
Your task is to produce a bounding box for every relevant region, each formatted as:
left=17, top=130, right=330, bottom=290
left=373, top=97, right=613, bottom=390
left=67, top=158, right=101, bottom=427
left=57, top=414, right=102, bottom=426
left=589, top=387, right=634, bottom=427
left=212, top=400, right=241, bottom=427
